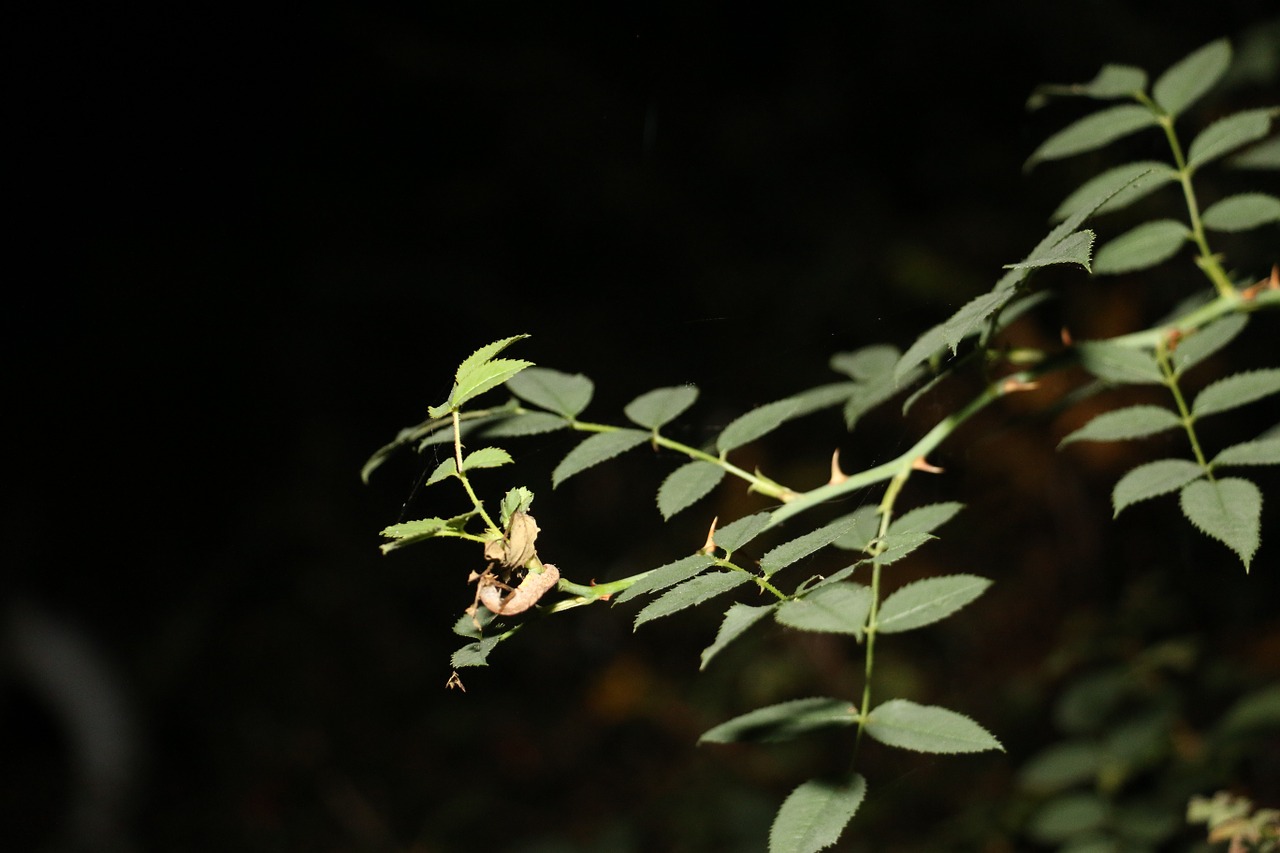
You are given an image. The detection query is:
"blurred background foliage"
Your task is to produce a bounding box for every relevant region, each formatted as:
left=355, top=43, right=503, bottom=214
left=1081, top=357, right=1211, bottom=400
left=8, top=2, right=1280, bottom=851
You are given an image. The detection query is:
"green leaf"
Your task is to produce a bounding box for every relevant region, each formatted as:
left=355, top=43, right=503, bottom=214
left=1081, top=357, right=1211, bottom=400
left=1019, top=741, right=1106, bottom=793
left=894, top=322, right=949, bottom=384
left=1076, top=341, right=1163, bottom=384
left=1092, top=219, right=1189, bottom=274
left=864, top=699, right=1003, bottom=754
left=786, top=382, right=861, bottom=419
left=1025, top=105, right=1159, bottom=170
left=613, top=554, right=717, bottom=604
left=499, top=487, right=535, bottom=528
left=380, top=516, right=450, bottom=553
left=1214, top=437, right=1280, bottom=468
left=657, top=461, right=726, bottom=520
left=1201, top=192, right=1280, bottom=231
left=1214, top=685, right=1280, bottom=736
left=431, top=335, right=532, bottom=416
left=769, top=774, right=867, bottom=853
left=1179, top=477, right=1262, bottom=569
left=505, top=367, right=594, bottom=418
left=889, top=502, right=965, bottom=537
left=1027, top=64, right=1148, bottom=110
left=830, top=345, right=900, bottom=380
left=1172, top=313, right=1248, bottom=376
left=1059, top=405, right=1182, bottom=446
left=1004, top=229, right=1095, bottom=271
left=1230, top=134, right=1280, bottom=169
left=424, top=457, right=458, bottom=486
left=831, top=505, right=882, bottom=553
left=451, top=634, right=506, bottom=668
left=552, top=429, right=650, bottom=487
left=714, top=512, right=775, bottom=553
left=1152, top=38, right=1231, bottom=117
left=700, top=603, right=776, bottom=670
left=1187, top=107, right=1277, bottom=170
left=775, top=583, right=874, bottom=639
left=1112, top=459, right=1204, bottom=515
left=872, top=531, right=936, bottom=565
left=1028, top=794, right=1111, bottom=844
left=482, top=411, right=570, bottom=437
left=698, top=697, right=857, bottom=744
left=760, top=512, right=867, bottom=577
left=624, top=385, right=700, bottom=430
left=461, top=446, right=512, bottom=471
left=717, top=398, right=800, bottom=453
left=842, top=377, right=906, bottom=432
left=633, top=570, right=751, bottom=629
left=941, top=289, right=1015, bottom=351
left=876, top=574, right=991, bottom=634
left=1051, top=161, right=1177, bottom=221
left=1193, top=368, right=1280, bottom=417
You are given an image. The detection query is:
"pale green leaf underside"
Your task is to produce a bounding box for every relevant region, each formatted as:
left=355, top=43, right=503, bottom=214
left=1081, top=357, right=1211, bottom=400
left=864, top=699, right=1003, bottom=754
left=1201, top=192, right=1280, bottom=231
left=1060, top=404, right=1181, bottom=446
left=714, top=512, right=775, bottom=554
left=1093, top=219, right=1189, bottom=274
left=658, top=461, right=726, bottom=520
left=1192, top=368, right=1280, bottom=417
left=633, top=570, right=751, bottom=629
left=1231, top=134, right=1280, bottom=169
left=613, top=554, right=716, bottom=604
left=624, top=385, right=700, bottom=430
left=769, top=774, right=867, bottom=853
left=1214, top=437, right=1280, bottom=468
left=1187, top=108, right=1277, bottom=171
left=1172, top=313, right=1248, bottom=376
left=1179, top=477, right=1261, bottom=569
left=699, top=697, right=857, bottom=744
left=717, top=398, right=800, bottom=453
left=1027, top=64, right=1148, bottom=111
left=505, top=367, right=594, bottom=418
left=700, top=603, right=775, bottom=670
left=1025, top=104, right=1159, bottom=169
left=761, top=512, right=867, bottom=577
left=1112, top=458, right=1204, bottom=515
left=890, top=502, right=965, bottom=537
left=876, top=574, right=991, bottom=634
left=1076, top=341, right=1163, bottom=384
left=1152, top=38, right=1231, bottom=117
left=482, top=411, right=569, bottom=437
left=552, top=429, right=650, bottom=487
left=1052, top=161, right=1177, bottom=221
left=775, top=583, right=873, bottom=638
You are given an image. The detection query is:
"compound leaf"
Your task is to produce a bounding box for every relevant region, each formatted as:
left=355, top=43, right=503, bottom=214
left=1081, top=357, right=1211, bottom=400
left=658, top=461, right=726, bottom=520
left=1201, top=192, right=1280, bottom=231
left=1112, top=459, right=1204, bottom=515
left=1187, top=108, right=1277, bottom=171
left=1052, top=161, right=1177, bottom=221
left=1093, top=219, right=1189, bottom=274
left=1152, top=38, right=1231, bottom=117
left=1172, top=314, right=1248, bottom=376
left=614, top=554, right=717, bottom=604
left=505, top=367, right=594, bottom=418
left=1192, top=368, right=1280, bottom=417
left=717, top=398, right=800, bottom=453
left=1077, top=340, right=1164, bottom=384
left=864, top=699, right=1003, bottom=754
left=775, top=583, right=874, bottom=639
left=1060, top=405, right=1181, bottom=446
left=633, top=570, right=751, bottom=629
left=625, top=385, right=700, bottom=430
left=1213, top=437, right=1280, bottom=468
left=1179, top=477, right=1262, bottom=569
left=700, top=603, right=776, bottom=670
left=699, top=697, right=857, bottom=745
left=431, top=335, right=532, bottom=416
left=552, top=429, right=650, bottom=487
left=761, top=512, right=867, bottom=577
left=876, top=574, right=991, bottom=634
left=1025, top=104, right=1159, bottom=169
left=769, top=774, right=867, bottom=853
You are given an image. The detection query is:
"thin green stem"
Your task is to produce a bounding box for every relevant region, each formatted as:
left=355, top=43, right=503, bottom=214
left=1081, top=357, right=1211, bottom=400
left=1156, top=338, right=1212, bottom=475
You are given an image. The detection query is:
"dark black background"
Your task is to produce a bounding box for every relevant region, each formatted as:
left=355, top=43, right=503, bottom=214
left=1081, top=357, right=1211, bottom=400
left=8, top=3, right=1280, bottom=851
